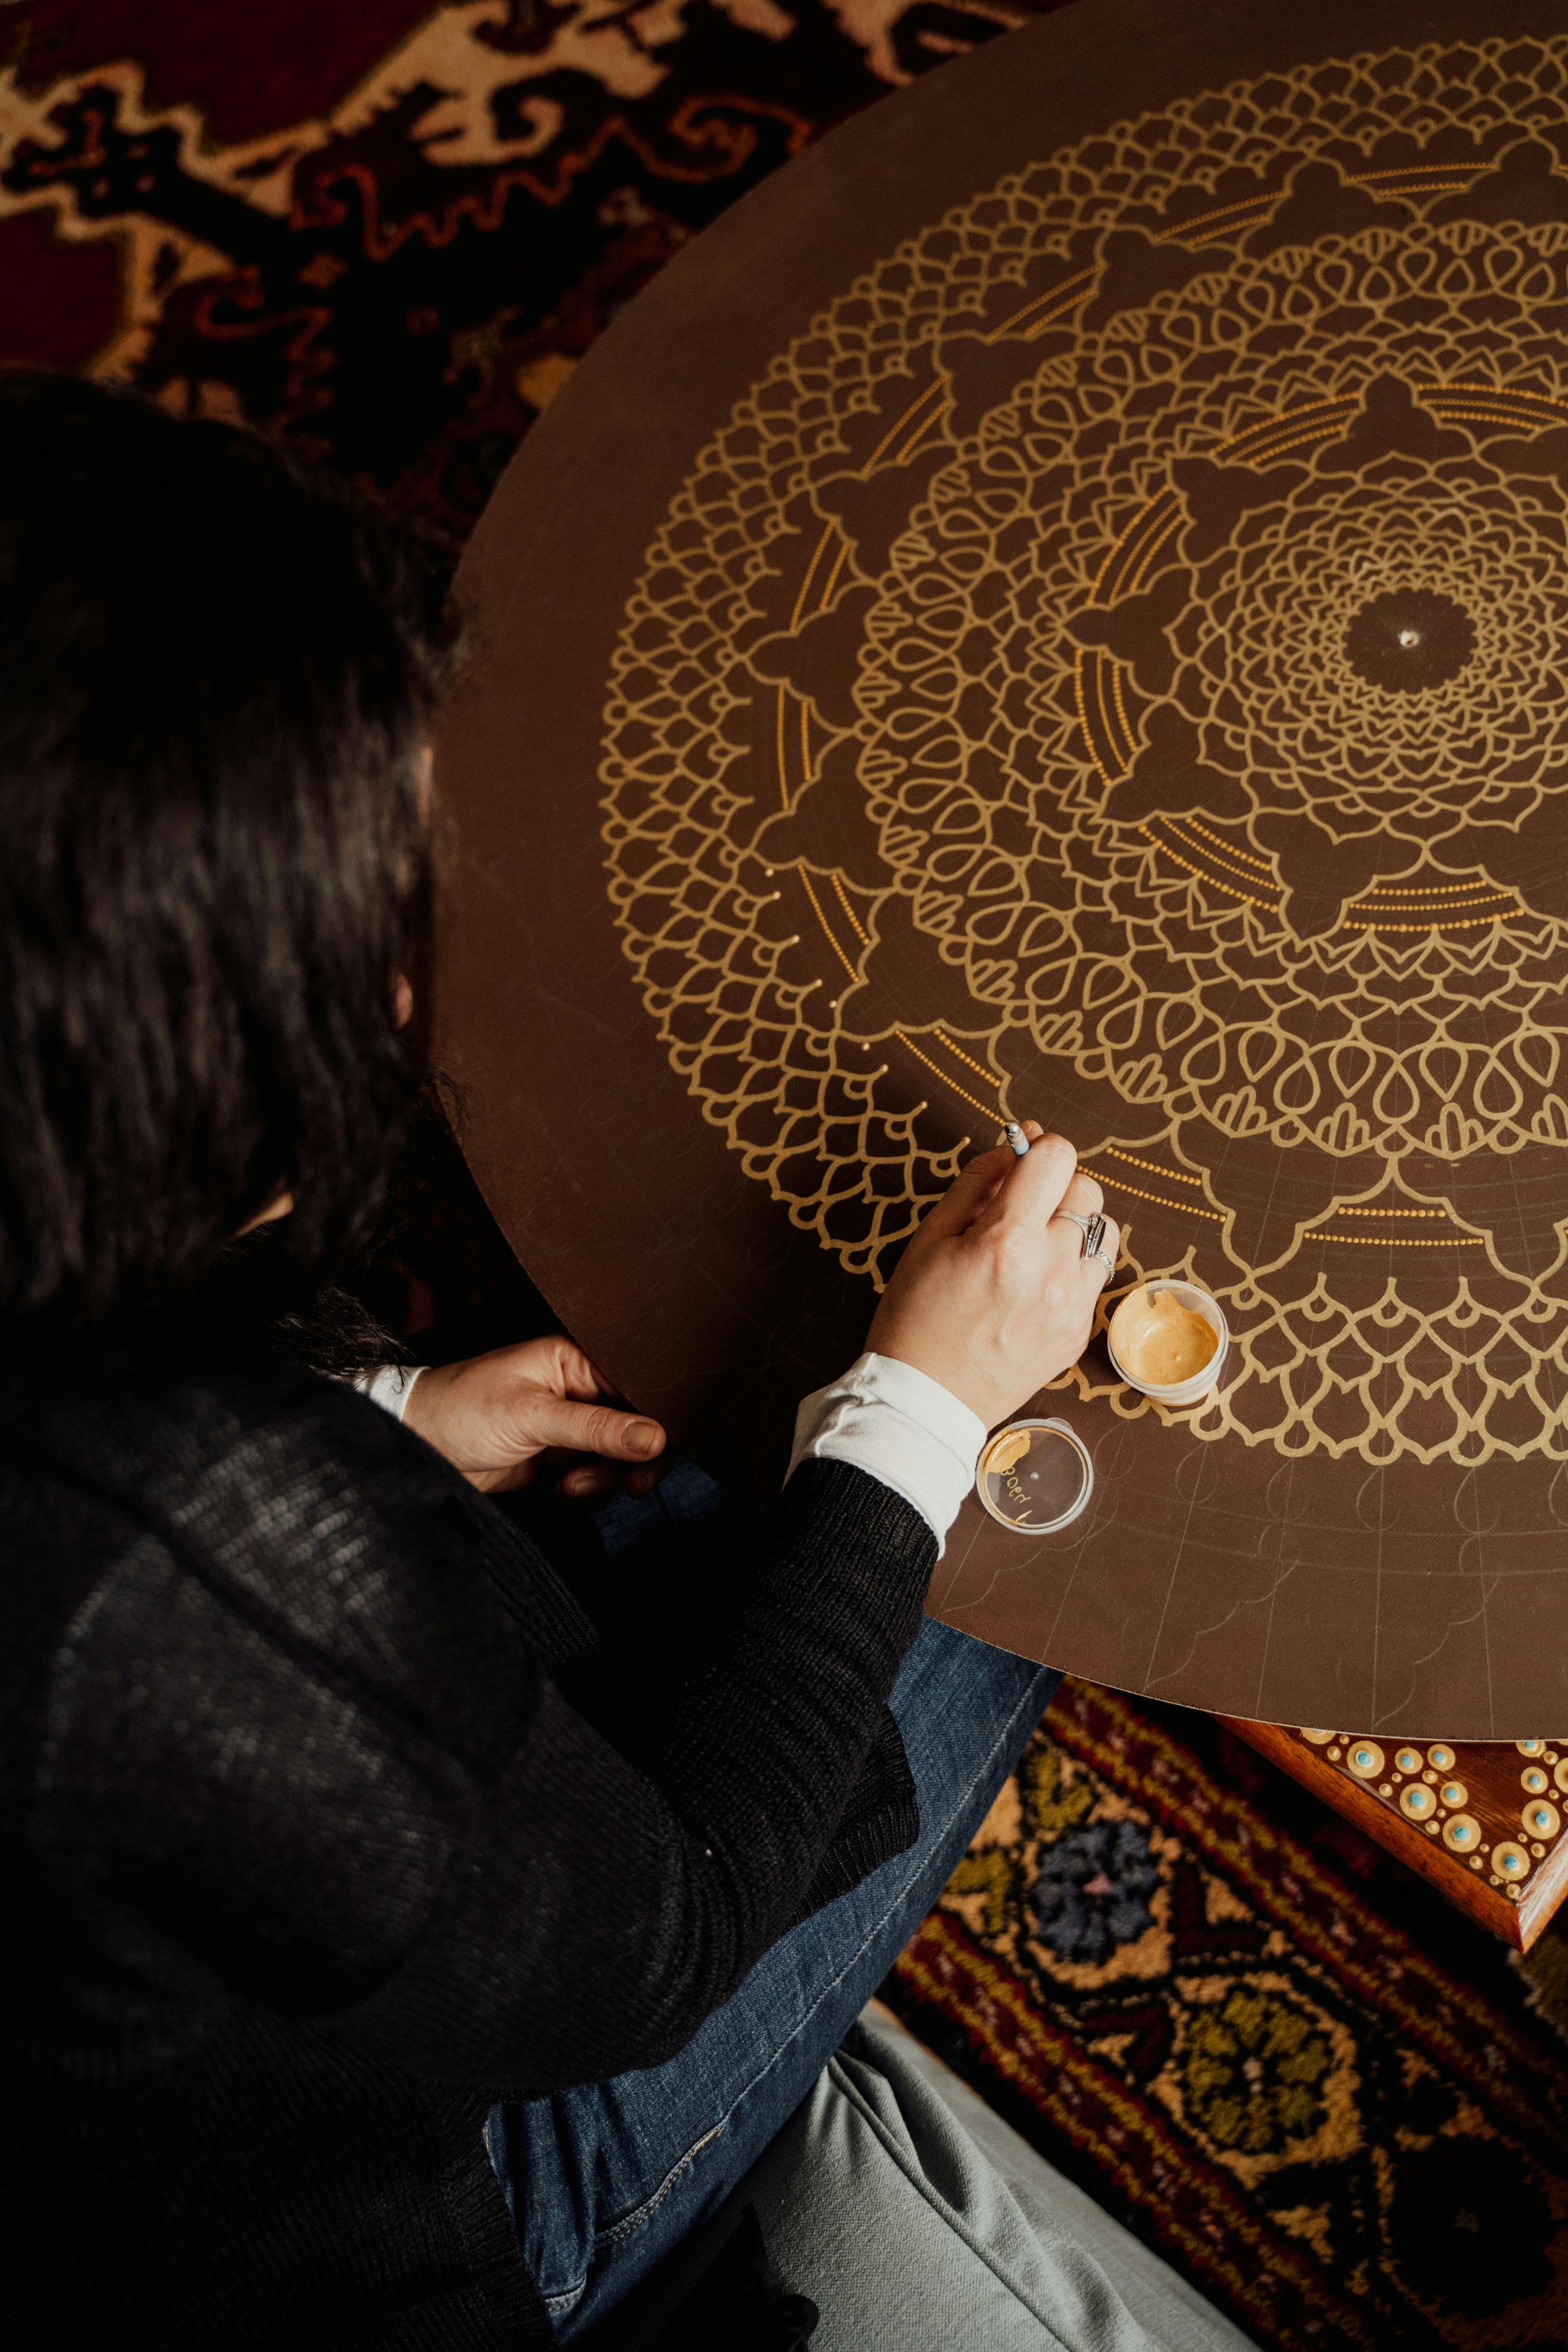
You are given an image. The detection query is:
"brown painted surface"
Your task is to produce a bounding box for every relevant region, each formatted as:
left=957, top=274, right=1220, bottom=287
left=434, top=0, right=1568, bottom=1735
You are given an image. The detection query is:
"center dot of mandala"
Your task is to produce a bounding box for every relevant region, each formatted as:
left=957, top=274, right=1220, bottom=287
left=1343, top=588, right=1477, bottom=695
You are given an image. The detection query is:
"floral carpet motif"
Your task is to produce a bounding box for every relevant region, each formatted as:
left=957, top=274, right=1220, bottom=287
left=0, top=0, right=1068, bottom=546
left=883, top=1679, right=1568, bottom=2351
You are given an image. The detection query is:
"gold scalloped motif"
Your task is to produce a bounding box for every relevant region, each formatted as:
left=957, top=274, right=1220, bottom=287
left=601, top=34, right=1568, bottom=1465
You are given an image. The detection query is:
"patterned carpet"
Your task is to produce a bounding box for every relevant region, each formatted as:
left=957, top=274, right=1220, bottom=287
left=883, top=1679, right=1568, bottom=2352
left=6, top=5, right=1566, bottom=2344
left=0, top=0, right=1069, bottom=545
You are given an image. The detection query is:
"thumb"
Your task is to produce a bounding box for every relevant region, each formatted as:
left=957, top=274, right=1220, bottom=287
left=509, top=1392, right=666, bottom=1463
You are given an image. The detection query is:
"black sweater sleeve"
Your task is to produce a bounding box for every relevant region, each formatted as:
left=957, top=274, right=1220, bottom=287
left=33, top=1448, right=935, bottom=2097
left=346, top=1459, right=936, bottom=2087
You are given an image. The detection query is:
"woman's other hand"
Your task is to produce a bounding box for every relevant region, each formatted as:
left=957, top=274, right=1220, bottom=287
left=866, top=1122, right=1116, bottom=1430
left=402, top=1335, right=666, bottom=1498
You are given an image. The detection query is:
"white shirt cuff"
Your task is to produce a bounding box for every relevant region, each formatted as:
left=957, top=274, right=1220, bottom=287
left=354, top=1363, right=424, bottom=1423
left=786, top=1352, right=986, bottom=1554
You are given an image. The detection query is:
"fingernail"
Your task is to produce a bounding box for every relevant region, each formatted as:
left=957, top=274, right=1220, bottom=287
left=627, top=1420, right=661, bottom=1456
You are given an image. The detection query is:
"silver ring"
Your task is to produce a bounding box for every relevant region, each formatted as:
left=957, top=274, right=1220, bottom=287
left=1086, top=1244, right=1116, bottom=1282
left=1053, top=1209, right=1092, bottom=1238
left=1083, top=1213, right=1109, bottom=1261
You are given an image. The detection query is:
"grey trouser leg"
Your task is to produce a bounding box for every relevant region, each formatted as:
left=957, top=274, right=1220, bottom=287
left=734, top=2006, right=1262, bottom=2352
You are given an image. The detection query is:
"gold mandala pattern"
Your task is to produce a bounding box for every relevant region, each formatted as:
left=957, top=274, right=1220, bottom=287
left=602, top=35, right=1568, bottom=1465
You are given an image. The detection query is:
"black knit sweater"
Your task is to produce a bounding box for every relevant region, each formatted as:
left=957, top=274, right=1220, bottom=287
left=0, top=1336, right=936, bottom=2346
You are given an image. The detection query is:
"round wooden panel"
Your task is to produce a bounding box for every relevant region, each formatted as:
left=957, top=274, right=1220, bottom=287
left=435, top=0, right=1568, bottom=1735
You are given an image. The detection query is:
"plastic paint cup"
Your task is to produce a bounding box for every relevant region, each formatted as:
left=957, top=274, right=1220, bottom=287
left=1105, top=1279, right=1229, bottom=1405
left=976, top=1417, right=1094, bottom=1536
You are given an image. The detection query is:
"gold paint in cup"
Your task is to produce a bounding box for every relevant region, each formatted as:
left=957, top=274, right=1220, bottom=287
left=1106, top=1278, right=1228, bottom=1404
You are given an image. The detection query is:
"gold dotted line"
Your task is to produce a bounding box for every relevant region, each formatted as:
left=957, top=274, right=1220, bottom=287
left=1352, top=177, right=1475, bottom=194
left=1099, top=652, right=1141, bottom=774
left=1155, top=193, right=1277, bottom=239
left=1431, top=388, right=1568, bottom=416
left=830, top=871, right=869, bottom=947
left=931, top=1027, right=1000, bottom=1087
left=1108, top=497, right=1182, bottom=599
left=1094, top=493, right=1173, bottom=598
left=1164, top=821, right=1284, bottom=891
left=987, top=268, right=1096, bottom=345
left=1181, top=815, right=1274, bottom=874
left=1090, top=651, right=1131, bottom=775
left=796, top=868, right=859, bottom=983
left=817, top=531, right=852, bottom=613
left=1143, top=827, right=1279, bottom=911
left=895, top=1029, right=998, bottom=1120
left=1343, top=913, right=1505, bottom=932
left=1245, top=421, right=1354, bottom=462
left=1310, top=1231, right=1482, bottom=1246
left=1216, top=399, right=1353, bottom=457
left=1110, top=661, right=1135, bottom=762
left=789, top=524, right=835, bottom=632
left=1334, top=1205, right=1449, bottom=1218
left=1128, top=511, right=1185, bottom=593
left=1098, top=1145, right=1205, bottom=1188
left=1432, top=404, right=1563, bottom=430
left=1088, top=1169, right=1226, bottom=1221
left=859, top=382, right=944, bottom=478
left=1022, top=293, right=1093, bottom=340
left=1352, top=164, right=1486, bottom=180
left=1353, top=895, right=1512, bottom=910
left=1359, top=883, right=1505, bottom=900
left=1075, top=653, right=1118, bottom=792
left=1433, top=395, right=1568, bottom=413
left=897, top=400, right=955, bottom=464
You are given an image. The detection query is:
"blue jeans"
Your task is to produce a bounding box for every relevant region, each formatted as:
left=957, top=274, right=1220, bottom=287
left=487, top=1460, right=1058, bottom=2338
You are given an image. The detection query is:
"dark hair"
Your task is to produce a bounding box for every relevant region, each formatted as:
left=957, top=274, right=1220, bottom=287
left=0, top=371, right=457, bottom=1335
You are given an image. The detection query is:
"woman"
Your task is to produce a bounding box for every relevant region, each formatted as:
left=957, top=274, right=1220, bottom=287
left=0, top=372, right=1116, bottom=2345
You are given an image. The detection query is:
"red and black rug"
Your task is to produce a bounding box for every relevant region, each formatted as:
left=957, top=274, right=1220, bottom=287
left=0, top=0, right=1068, bottom=543
left=883, top=1679, right=1568, bottom=2352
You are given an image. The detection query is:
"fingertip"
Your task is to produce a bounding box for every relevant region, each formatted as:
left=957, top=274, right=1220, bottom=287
left=561, top=1465, right=616, bottom=1501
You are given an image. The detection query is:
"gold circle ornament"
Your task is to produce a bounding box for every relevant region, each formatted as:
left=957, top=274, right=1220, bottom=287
left=605, top=37, right=1568, bottom=1472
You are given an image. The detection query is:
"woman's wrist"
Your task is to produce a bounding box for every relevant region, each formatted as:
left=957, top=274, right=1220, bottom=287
left=354, top=1362, right=425, bottom=1423
left=788, top=1352, right=987, bottom=1553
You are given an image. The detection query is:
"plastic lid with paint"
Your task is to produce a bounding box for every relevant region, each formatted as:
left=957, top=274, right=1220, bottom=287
left=976, top=1418, right=1093, bottom=1537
